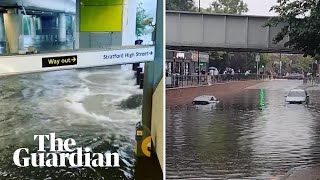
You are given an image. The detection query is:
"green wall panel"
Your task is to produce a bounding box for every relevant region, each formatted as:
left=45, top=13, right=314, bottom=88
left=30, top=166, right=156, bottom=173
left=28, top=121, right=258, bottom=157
left=80, top=0, right=123, bottom=32
left=81, top=0, right=122, bottom=6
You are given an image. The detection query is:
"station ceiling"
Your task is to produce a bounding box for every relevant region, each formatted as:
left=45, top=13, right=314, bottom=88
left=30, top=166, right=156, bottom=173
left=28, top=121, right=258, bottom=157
left=0, top=0, right=76, bottom=14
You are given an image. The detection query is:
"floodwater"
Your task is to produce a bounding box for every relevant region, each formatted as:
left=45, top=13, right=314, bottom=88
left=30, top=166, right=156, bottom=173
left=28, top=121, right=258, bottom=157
left=0, top=67, right=143, bottom=179
left=166, top=80, right=320, bottom=179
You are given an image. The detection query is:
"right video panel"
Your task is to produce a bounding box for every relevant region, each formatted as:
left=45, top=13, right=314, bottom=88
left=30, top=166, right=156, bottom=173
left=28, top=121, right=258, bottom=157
left=166, top=0, right=320, bottom=179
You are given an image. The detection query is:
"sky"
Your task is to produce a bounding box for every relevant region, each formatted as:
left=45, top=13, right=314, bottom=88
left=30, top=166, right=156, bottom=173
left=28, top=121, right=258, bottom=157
left=198, top=0, right=278, bottom=16
left=141, top=0, right=157, bottom=19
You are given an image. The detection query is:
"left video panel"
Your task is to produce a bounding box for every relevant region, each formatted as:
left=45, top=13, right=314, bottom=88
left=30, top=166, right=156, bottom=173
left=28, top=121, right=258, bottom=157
left=0, top=0, right=163, bottom=179
left=0, top=67, right=142, bottom=179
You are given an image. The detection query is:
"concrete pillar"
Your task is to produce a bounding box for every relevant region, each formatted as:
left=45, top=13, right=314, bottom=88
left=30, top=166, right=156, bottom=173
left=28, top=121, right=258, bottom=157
left=58, top=13, right=66, bottom=42
left=120, top=0, right=137, bottom=71
left=72, top=15, right=76, bottom=48
left=0, top=14, right=5, bottom=43
left=122, top=0, right=137, bottom=46
left=3, top=9, right=24, bottom=54
left=30, top=16, right=36, bottom=43
left=75, top=0, right=80, bottom=49
left=36, top=16, right=42, bottom=30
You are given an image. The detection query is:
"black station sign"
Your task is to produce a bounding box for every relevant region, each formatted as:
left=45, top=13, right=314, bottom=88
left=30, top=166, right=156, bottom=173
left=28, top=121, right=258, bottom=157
left=42, top=55, right=77, bottom=68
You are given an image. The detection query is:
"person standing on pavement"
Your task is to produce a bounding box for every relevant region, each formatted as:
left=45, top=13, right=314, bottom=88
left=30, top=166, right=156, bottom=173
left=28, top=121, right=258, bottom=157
left=209, top=68, right=214, bottom=84
left=214, top=68, right=219, bottom=83
left=231, top=69, right=235, bottom=81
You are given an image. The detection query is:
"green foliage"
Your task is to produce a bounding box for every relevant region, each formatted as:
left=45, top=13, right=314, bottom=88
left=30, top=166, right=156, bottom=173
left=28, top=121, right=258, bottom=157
left=260, top=53, right=271, bottom=67
left=206, top=0, right=248, bottom=14
left=136, top=2, right=152, bottom=37
left=209, top=51, right=260, bottom=72
left=266, top=0, right=320, bottom=57
left=297, top=56, right=314, bottom=72
left=209, top=51, right=224, bottom=61
left=166, top=0, right=196, bottom=11
left=280, top=55, right=291, bottom=69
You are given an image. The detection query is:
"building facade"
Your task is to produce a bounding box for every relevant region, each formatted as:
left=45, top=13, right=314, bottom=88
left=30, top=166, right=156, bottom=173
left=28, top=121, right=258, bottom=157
left=166, top=50, right=192, bottom=76
left=191, top=51, right=209, bottom=73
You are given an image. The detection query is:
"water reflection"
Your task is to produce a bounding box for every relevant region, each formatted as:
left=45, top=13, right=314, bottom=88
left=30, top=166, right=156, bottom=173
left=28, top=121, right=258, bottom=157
left=166, top=80, right=320, bottom=179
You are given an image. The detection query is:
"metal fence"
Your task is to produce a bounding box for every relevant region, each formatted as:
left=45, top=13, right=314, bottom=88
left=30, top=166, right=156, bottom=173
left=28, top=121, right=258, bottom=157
left=166, top=73, right=267, bottom=88
left=303, top=76, right=320, bottom=85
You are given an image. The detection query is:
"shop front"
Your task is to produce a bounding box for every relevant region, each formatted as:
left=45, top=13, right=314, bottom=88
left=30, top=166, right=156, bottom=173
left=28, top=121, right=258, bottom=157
left=165, top=50, right=174, bottom=76
left=191, top=51, right=209, bottom=74
left=165, top=50, right=192, bottom=76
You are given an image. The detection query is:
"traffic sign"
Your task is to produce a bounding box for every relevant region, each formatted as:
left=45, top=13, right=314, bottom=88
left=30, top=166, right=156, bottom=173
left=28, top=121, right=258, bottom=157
left=255, top=54, right=260, bottom=62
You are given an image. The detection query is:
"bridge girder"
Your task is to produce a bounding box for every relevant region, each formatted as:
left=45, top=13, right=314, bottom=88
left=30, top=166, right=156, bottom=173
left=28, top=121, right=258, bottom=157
left=166, top=11, right=300, bottom=54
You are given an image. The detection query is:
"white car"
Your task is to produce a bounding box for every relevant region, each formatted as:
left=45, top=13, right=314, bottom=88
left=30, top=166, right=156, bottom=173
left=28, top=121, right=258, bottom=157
left=285, top=89, right=309, bottom=104
left=193, top=95, right=220, bottom=105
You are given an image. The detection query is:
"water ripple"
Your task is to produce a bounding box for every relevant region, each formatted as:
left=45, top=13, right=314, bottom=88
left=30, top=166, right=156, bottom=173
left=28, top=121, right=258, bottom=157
left=167, top=80, right=320, bottom=179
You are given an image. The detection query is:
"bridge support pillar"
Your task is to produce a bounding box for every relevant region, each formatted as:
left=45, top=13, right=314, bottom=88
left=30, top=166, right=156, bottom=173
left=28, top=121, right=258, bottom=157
left=3, top=9, right=24, bottom=54
left=72, top=15, right=76, bottom=48
left=30, top=16, right=36, bottom=44
left=58, top=13, right=66, bottom=43
left=37, top=16, right=42, bottom=31
left=0, top=14, right=5, bottom=43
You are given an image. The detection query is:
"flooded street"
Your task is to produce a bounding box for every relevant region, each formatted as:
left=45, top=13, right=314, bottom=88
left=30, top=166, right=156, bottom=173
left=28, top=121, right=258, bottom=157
left=166, top=80, right=320, bottom=179
left=0, top=67, right=142, bottom=179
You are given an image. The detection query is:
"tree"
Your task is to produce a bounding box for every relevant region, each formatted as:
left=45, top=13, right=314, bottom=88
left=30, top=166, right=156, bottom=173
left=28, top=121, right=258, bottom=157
left=166, top=0, right=196, bottom=11
left=260, top=53, right=271, bottom=67
left=206, top=0, right=248, bottom=14
left=279, top=55, right=291, bottom=70
left=136, top=2, right=152, bottom=38
left=297, top=56, right=314, bottom=72
left=266, top=0, right=320, bottom=57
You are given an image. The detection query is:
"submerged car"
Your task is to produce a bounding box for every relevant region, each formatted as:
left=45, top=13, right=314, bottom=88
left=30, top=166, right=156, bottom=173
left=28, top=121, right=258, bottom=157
left=193, top=95, right=219, bottom=105
left=285, top=89, right=309, bottom=104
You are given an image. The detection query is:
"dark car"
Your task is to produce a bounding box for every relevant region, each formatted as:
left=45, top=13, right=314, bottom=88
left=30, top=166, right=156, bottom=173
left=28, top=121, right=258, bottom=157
left=287, top=73, right=304, bottom=80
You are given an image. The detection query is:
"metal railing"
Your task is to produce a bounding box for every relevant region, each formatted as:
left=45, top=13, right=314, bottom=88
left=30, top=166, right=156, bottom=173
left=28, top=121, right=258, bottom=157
left=303, top=76, right=320, bottom=85
left=166, top=73, right=267, bottom=88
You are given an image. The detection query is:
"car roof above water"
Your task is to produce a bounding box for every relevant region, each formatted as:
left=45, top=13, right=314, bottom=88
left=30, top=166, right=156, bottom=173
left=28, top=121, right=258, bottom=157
left=290, top=89, right=305, bottom=92
left=193, top=95, right=217, bottom=101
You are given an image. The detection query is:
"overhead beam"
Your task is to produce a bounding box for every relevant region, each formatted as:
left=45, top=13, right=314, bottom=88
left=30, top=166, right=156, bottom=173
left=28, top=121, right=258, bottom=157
left=166, top=45, right=301, bottom=54
left=166, top=11, right=297, bottom=53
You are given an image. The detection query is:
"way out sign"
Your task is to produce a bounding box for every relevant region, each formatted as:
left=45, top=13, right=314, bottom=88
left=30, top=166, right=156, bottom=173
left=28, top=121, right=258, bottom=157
left=255, top=54, right=261, bottom=62
left=42, top=55, right=77, bottom=68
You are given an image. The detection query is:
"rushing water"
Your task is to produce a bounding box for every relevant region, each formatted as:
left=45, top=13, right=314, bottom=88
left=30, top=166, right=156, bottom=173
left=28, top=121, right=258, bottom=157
left=166, top=80, right=320, bottom=179
left=0, top=67, right=142, bottom=179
